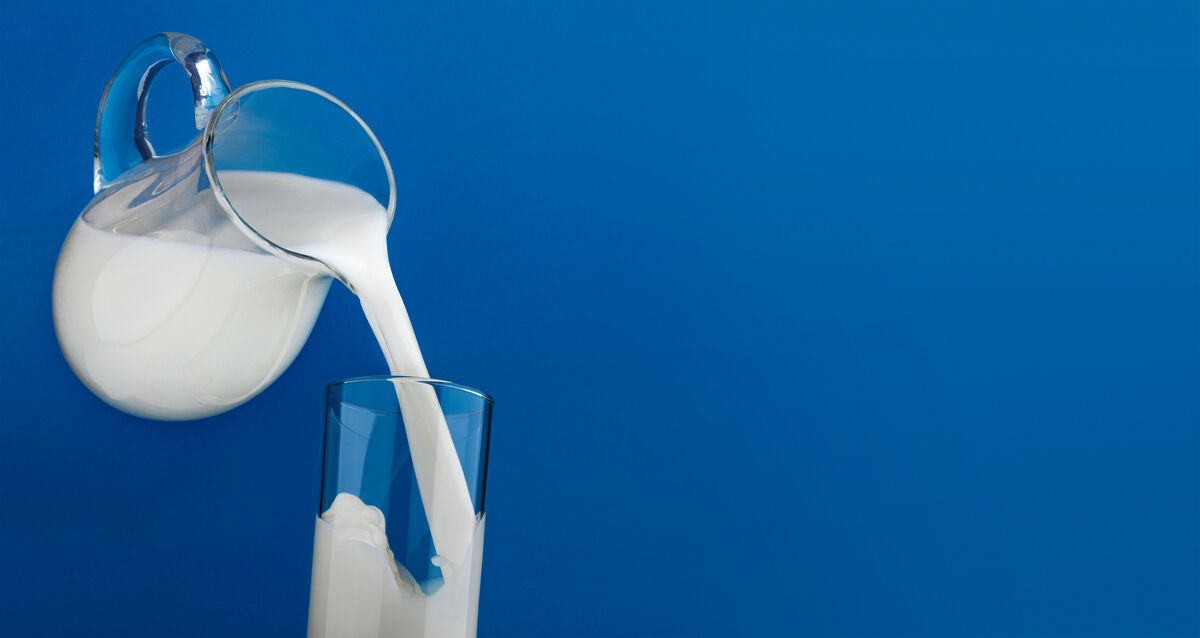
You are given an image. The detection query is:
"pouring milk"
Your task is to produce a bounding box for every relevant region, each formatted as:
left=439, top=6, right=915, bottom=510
left=55, top=169, right=477, bottom=578
left=222, top=170, right=479, bottom=578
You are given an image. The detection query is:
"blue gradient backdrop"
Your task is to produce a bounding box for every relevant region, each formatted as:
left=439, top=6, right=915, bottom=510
left=1, top=2, right=1197, bottom=636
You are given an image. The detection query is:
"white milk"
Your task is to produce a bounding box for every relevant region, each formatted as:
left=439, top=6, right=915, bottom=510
left=52, top=214, right=330, bottom=420
left=308, top=493, right=485, bottom=638
left=55, top=171, right=480, bottom=625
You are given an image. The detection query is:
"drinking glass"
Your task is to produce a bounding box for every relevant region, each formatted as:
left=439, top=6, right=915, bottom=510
left=308, top=377, right=493, bottom=638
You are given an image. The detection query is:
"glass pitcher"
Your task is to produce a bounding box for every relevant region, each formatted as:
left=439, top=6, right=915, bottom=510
left=52, top=33, right=395, bottom=420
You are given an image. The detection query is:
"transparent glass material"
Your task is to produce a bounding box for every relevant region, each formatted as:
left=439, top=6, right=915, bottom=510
left=52, top=32, right=395, bottom=420
left=309, top=377, right=493, bottom=638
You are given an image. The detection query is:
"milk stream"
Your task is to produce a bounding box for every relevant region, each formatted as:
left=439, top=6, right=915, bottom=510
left=220, top=172, right=479, bottom=578
left=54, top=171, right=478, bottom=586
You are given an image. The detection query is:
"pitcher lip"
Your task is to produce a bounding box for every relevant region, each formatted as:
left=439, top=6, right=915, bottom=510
left=200, top=79, right=398, bottom=271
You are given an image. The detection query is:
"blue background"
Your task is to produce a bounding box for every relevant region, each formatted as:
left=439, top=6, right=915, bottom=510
left=1, top=1, right=1197, bottom=636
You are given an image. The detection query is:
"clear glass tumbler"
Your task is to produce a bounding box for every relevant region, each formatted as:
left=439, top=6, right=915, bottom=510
left=308, top=377, right=493, bottom=638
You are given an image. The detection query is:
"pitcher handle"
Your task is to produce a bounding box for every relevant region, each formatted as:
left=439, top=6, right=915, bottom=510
left=93, top=33, right=231, bottom=192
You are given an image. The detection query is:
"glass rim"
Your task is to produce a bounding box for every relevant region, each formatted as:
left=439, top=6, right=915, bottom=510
left=326, top=375, right=494, bottom=416
left=200, top=79, right=398, bottom=274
